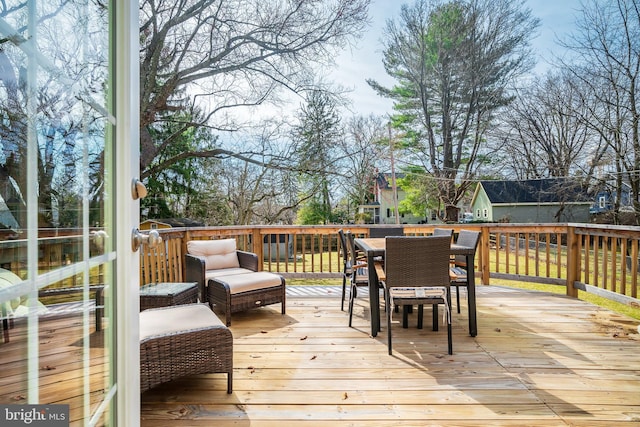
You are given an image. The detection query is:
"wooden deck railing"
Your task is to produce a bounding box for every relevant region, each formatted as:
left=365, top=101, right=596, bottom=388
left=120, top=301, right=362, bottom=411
left=137, top=223, right=640, bottom=307
left=2, top=223, right=638, bottom=308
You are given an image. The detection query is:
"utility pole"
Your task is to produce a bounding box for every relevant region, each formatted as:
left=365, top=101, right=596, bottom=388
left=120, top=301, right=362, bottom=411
left=388, top=123, right=399, bottom=224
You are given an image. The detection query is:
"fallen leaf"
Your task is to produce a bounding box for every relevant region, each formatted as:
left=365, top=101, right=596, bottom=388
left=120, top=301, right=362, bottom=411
left=342, top=392, right=348, bottom=400
left=261, top=330, right=268, bottom=334
left=300, top=336, right=308, bottom=340
left=310, top=355, right=317, bottom=360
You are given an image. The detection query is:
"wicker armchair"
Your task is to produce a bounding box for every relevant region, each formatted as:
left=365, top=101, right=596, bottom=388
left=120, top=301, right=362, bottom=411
left=382, top=236, right=453, bottom=355
left=139, top=303, right=233, bottom=393
left=185, top=238, right=286, bottom=326
left=185, top=238, right=259, bottom=303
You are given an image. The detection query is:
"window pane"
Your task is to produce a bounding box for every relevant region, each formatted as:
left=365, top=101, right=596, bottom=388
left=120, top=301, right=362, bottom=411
left=0, top=0, right=114, bottom=424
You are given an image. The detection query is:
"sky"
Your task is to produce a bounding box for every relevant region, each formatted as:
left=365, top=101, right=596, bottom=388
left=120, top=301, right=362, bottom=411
left=327, top=0, right=582, bottom=119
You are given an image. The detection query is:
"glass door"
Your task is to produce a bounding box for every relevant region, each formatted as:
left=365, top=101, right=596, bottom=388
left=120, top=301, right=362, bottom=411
left=0, top=0, right=139, bottom=425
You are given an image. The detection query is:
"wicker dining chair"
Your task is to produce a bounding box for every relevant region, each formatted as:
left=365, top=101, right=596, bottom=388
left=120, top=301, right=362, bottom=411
left=346, top=231, right=377, bottom=327
left=338, top=229, right=353, bottom=311
left=433, top=228, right=454, bottom=239
left=450, top=230, right=481, bottom=313
left=369, top=227, right=404, bottom=238
left=383, top=236, right=453, bottom=355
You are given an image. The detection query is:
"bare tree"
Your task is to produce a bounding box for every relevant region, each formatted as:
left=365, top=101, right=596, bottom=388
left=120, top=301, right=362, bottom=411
left=561, top=0, right=640, bottom=224
left=498, top=71, right=606, bottom=181
left=219, top=122, right=302, bottom=225
left=337, top=114, right=387, bottom=215
left=368, top=0, right=539, bottom=221
left=0, top=1, right=107, bottom=229
left=139, top=0, right=370, bottom=179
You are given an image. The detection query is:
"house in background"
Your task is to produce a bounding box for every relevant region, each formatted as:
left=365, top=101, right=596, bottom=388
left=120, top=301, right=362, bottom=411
left=470, top=178, right=591, bottom=223
left=358, top=173, right=428, bottom=224
left=590, top=182, right=633, bottom=215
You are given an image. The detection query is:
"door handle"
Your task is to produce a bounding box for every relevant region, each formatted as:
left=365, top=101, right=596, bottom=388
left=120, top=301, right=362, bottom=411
left=131, top=228, right=162, bottom=252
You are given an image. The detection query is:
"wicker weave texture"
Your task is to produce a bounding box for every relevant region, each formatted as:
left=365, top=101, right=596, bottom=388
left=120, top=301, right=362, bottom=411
left=139, top=283, right=198, bottom=311
left=140, top=306, right=233, bottom=393
left=384, top=236, right=451, bottom=289
left=208, top=274, right=286, bottom=326
left=383, top=236, right=454, bottom=355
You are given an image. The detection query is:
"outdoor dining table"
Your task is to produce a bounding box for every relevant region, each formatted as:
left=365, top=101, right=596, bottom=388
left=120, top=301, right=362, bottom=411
left=354, top=237, right=479, bottom=338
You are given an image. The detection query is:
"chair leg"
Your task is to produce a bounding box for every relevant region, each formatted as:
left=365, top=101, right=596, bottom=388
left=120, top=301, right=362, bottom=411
left=432, top=303, right=439, bottom=331
left=417, top=304, right=424, bottom=329
left=402, top=305, right=410, bottom=328
left=386, top=290, right=393, bottom=355
left=446, top=288, right=453, bottom=355
left=341, top=275, right=347, bottom=311
left=456, top=283, right=461, bottom=313
left=348, top=283, right=355, bottom=327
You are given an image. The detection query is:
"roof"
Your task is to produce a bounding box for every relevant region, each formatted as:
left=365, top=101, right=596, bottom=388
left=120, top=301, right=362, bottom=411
left=376, top=173, right=406, bottom=190
left=476, top=178, right=590, bottom=205
left=0, top=193, right=19, bottom=229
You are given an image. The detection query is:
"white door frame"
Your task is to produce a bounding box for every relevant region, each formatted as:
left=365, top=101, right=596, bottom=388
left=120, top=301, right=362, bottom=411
left=114, top=0, right=141, bottom=424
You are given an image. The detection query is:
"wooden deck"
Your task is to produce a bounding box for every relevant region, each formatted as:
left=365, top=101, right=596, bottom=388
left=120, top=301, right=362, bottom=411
left=140, top=285, right=640, bottom=426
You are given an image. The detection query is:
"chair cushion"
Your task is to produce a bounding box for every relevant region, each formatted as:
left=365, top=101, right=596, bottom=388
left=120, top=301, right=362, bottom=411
left=187, top=239, right=240, bottom=270
left=212, top=272, right=282, bottom=294
left=140, top=303, right=226, bottom=341
left=450, top=266, right=467, bottom=281
left=206, top=268, right=254, bottom=280
left=389, top=287, right=447, bottom=299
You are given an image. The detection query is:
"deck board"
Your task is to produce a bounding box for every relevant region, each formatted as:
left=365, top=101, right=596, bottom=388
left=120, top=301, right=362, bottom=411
left=140, top=285, right=640, bottom=426
left=1, top=285, right=638, bottom=425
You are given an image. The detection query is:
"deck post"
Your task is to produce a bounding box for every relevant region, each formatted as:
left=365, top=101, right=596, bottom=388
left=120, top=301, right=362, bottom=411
left=481, top=227, right=491, bottom=285
left=566, top=225, right=579, bottom=298
left=252, top=228, right=263, bottom=271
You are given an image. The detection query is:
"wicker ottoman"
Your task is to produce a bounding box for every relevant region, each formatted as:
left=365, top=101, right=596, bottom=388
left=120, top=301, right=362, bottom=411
left=139, top=303, right=233, bottom=393
left=208, top=271, right=286, bottom=326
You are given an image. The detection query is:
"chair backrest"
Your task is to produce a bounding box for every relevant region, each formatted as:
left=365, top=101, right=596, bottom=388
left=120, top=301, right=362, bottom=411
left=369, top=227, right=404, bottom=238
left=345, top=231, right=359, bottom=266
left=186, top=239, right=240, bottom=270
left=384, top=236, right=451, bottom=289
left=337, top=229, right=349, bottom=264
left=454, top=230, right=480, bottom=266
left=432, top=228, right=454, bottom=239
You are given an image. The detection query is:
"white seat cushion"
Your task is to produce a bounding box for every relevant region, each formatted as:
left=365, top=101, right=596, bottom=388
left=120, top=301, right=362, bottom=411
left=140, top=303, right=225, bottom=341
left=212, top=272, right=282, bottom=294
left=206, top=268, right=254, bottom=280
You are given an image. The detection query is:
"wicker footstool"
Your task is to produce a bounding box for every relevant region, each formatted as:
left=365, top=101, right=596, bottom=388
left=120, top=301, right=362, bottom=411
left=139, top=303, right=233, bottom=393
left=208, top=271, right=286, bottom=326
